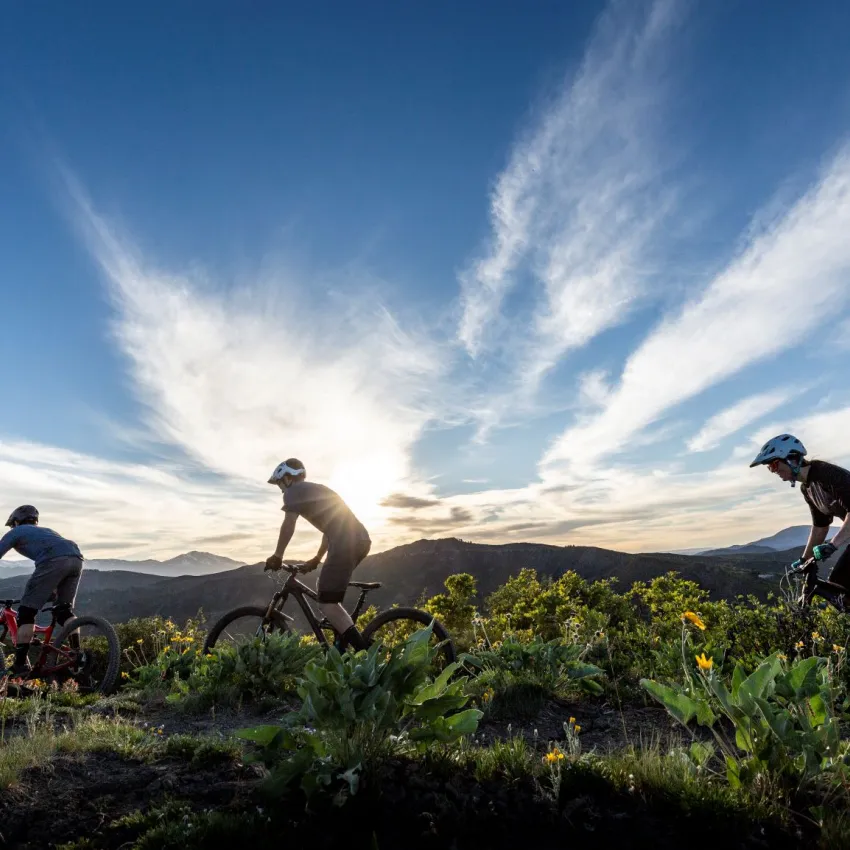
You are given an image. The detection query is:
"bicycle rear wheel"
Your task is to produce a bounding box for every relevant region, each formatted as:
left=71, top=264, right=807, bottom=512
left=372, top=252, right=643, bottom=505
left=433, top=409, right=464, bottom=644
left=361, top=607, right=456, bottom=668
left=203, top=606, right=291, bottom=653
left=50, top=615, right=121, bottom=695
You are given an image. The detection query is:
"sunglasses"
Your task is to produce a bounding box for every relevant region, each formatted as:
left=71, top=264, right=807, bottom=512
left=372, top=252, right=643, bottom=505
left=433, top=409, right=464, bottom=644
left=767, top=459, right=785, bottom=472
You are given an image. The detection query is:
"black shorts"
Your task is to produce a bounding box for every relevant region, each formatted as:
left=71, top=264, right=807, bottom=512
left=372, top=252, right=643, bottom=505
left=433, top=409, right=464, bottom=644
left=21, top=556, right=83, bottom=610
left=316, top=537, right=372, bottom=603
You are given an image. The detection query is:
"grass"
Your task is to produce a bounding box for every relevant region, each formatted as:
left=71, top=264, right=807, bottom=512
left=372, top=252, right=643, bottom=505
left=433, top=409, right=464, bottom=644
left=0, top=712, right=243, bottom=789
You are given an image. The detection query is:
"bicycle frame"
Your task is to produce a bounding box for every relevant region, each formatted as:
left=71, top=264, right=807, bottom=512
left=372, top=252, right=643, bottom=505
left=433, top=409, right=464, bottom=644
left=792, top=559, right=848, bottom=610
left=263, top=568, right=374, bottom=645
left=0, top=600, right=77, bottom=676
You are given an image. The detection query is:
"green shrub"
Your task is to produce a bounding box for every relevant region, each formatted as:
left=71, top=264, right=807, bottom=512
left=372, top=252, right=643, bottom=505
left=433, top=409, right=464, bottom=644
left=236, top=624, right=482, bottom=802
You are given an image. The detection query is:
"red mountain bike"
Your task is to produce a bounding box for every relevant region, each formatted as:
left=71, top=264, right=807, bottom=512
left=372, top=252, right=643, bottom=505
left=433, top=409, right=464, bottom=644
left=0, top=598, right=121, bottom=694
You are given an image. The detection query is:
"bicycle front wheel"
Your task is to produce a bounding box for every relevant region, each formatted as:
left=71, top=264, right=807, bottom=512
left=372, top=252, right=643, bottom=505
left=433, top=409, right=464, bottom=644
left=203, top=606, right=291, bottom=653
left=361, top=607, right=456, bottom=668
left=50, top=615, right=121, bottom=695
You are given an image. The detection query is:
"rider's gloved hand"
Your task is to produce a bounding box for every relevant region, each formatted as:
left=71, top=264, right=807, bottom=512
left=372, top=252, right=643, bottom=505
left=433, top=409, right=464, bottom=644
left=813, top=542, right=837, bottom=562
left=264, top=554, right=283, bottom=572
left=299, top=557, right=321, bottom=573
left=790, top=558, right=804, bottom=571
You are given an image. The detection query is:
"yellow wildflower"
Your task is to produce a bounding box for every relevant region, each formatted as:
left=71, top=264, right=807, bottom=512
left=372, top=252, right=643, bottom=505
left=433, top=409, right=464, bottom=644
left=136, top=639, right=143, bottom=645
left=569, top=717, right=576, bottom=725
left=574, top=725, right=581, bottom=733
left=777, top=654, right=787, bottom=661
left=545, top=752, right=558, bottom=764
left=834, top=644, right=844, bottom=653
left=795, top=641, right=804, bottom=650
left=121, top=671, right=129, bottom=679
left=682, top=611, right=706, bottom=631
left=812, top=632, right=822, bottom=641
left=695, top=653, right=713, bottom=672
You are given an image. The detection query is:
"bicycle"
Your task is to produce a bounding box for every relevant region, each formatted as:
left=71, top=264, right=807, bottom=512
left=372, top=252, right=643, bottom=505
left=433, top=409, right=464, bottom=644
left=202, top=562, right=456, bottom=666
left=787, top=557, right=848, bottom=612
left=0, top=598, right=121, bottom=694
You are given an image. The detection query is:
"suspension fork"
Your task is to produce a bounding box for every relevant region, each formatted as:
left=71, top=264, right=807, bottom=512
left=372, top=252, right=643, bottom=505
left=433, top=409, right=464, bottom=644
left=264, top=591, right=284, bottom=620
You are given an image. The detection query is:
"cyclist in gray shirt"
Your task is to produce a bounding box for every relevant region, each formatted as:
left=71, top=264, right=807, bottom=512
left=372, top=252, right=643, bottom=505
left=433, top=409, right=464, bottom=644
left=0, top=505, right=84, bottom=675
left=265, top=458, right=371, bottom=650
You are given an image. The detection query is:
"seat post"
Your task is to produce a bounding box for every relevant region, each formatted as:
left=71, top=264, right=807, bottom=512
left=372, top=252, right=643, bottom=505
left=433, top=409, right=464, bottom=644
left=350, top=590, right=369, bottom=623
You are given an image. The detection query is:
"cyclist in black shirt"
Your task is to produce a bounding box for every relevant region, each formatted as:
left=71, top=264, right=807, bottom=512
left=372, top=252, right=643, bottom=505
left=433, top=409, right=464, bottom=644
left=750, top=434, right=850, bottom=594
left=264, top=458, right=372, bottom=650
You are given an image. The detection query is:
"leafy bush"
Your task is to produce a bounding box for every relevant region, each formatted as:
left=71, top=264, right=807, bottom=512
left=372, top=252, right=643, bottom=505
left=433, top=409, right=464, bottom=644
left=643, top=650, right=850, bottom=790
left=126, top=630, right=320, bottom=711
left=236, top=624, right=482, bottom=802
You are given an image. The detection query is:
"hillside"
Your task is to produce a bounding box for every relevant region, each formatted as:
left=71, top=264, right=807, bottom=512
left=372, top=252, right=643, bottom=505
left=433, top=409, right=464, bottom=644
left=0, top=538, right=798, bottom=626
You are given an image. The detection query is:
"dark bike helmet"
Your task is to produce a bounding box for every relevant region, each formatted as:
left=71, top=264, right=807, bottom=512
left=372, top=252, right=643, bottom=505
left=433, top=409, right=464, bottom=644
left=5, top=505, right=39, bottom=528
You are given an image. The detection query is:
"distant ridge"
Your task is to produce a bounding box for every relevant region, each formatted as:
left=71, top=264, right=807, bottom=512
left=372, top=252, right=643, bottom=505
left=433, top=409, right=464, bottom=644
left=0, top=537, right=798, bottom=627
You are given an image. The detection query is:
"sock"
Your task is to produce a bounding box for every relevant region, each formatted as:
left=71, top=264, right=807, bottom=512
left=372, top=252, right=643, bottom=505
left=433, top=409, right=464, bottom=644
left=14, top=643, right=31, bottom=667
left=336, top=626, right=367, bottom=652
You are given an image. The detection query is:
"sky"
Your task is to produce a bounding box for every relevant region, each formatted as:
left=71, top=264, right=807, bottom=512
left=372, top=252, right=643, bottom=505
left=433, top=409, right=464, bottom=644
left=2, top=0, right=850, bottom=563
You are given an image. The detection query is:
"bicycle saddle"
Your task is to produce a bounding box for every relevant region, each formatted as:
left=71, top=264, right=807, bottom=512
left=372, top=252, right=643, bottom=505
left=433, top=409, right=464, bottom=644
left=349, top=581, right=382, bottom=590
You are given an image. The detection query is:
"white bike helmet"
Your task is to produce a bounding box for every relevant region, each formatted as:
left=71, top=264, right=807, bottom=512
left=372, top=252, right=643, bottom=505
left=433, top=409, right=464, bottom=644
left=749, top=434, right=807, bottom=468
left=267, top=458, right=306, bottom=485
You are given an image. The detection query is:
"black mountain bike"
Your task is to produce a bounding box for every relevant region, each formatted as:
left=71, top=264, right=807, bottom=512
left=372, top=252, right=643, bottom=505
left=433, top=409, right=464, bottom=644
left=788, top=556, right=848, bottom=612
left=203, top=562, right=456, bottom=666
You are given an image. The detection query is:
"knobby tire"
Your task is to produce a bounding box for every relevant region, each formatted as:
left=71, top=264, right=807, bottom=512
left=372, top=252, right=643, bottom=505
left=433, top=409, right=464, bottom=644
left=53, top=614, right=121, bottom=695
left=203, top=605, right=291, bottom=653
left=361, top=607, right=457, bottom=665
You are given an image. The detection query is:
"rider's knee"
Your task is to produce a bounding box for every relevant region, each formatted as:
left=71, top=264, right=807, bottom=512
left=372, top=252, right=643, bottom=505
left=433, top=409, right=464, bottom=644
left=53, top=603, right=75, bottom=626
left=17, top=605, right=38, bottom=627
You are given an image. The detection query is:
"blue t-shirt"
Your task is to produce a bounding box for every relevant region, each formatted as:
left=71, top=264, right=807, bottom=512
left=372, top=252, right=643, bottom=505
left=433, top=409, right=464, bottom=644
left=0, top=526, right=83, bottom=568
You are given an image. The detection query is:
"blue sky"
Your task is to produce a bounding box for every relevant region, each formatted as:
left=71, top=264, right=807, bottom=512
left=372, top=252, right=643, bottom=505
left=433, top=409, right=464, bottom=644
left=2, top=0, right=850, bottom=561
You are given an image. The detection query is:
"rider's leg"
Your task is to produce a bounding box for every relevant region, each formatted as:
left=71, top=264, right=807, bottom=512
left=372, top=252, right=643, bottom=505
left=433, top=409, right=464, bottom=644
left=14, top=606, right=38, bottom=670
left=53, top=562, right=83, bottom=650
left=317, top=538, right=371, bottom=651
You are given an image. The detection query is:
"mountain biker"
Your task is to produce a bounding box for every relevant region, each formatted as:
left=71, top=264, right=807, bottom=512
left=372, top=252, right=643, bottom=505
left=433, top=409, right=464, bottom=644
left=0, top=506, right=84, bottom=676
left=265, top=459, right=372, bottom=650
left=750, top=434, right=850, bottom=601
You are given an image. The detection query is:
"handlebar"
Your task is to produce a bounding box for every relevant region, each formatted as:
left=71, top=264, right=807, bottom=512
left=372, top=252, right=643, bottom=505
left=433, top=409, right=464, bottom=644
left=264, top=561, right=308, bottom=575
left=790, top=557, right=818, bottom=575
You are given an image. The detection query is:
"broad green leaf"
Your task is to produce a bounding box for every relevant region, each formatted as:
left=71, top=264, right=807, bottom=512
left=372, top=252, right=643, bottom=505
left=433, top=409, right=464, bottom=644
left=739, top=656, right=780, bottom=703
left=785, top=656, right=822, bottom=699
left=443, top=708, right=483, bottom=735
left=234, top=725, right=288, bottom=747
left=689, top=740, right=715, bottom=767
left=641, top=679, right=699, bottom=725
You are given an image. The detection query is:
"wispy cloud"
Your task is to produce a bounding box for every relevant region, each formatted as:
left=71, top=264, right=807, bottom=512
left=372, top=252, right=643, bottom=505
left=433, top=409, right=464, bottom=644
left=67, top=182, right=447, bottom=531
left=458, top=0, right=683, bottom=403
left=687, top=390, right=791, bottom=452
left=544, top=143, right=850, bottom=474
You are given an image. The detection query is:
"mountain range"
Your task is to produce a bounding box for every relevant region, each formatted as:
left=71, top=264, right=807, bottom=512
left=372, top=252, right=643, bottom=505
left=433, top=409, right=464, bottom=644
left=0, top=550, right=241, bottom=579
left=700, top=525, right=819, bottom=557
left=0, top=537, right=801, bottom=628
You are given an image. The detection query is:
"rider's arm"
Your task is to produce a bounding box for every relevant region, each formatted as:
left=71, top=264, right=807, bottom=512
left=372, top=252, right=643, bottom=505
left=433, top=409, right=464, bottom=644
left=802, top=525, right=830, bottom=559
left=830, top=514, right=850, bottom=549
left=274, top=512, right=298, bottom=558
left=313, top=534, right=328, bottom=563
left=0, top=528, right=18, bottom=559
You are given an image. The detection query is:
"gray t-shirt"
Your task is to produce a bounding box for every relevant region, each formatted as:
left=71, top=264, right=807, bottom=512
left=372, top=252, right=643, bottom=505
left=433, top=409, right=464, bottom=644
left=282, top=481, right=369, bottom=544
left=0, top=526, right=83, bottom=568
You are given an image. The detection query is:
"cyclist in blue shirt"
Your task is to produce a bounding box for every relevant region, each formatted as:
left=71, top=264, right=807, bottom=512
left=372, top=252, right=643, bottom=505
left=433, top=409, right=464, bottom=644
left=0, top=506, right=84, bottom=676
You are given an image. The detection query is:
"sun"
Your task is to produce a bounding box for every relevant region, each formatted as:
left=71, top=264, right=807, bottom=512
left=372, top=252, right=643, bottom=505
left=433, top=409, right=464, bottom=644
left=327, top=458, right=403, bottom=528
